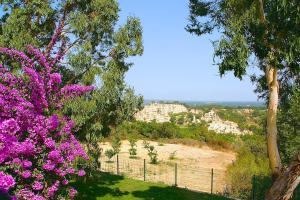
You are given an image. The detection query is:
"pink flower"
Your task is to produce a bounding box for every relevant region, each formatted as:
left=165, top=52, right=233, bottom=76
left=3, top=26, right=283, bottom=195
left=78, top=169, right=86, bottom=177
left=47, top=181, right=59, bottom=198
left=0, top=27, right=91, bottom=199
left=44, top=138, right=55, bottom=149
left=42, top=161, right=55, bottom=171
left=21, top=170, right=32, bottom=179
left=22, top=160, right=32, bottom=168
left=48, top=150, right=61, bottom=160
left=47, top=115, right=59, bottom=131
left=35, top=173, right=44, bottom=180
left=69, top=187, right=77, bottom=198
left=0, top=171, right=15, bottom=192
left=16, top=188, right=35, bottom=199
left=32, top=181, right=43, bottom=191
left=62, top=179, right=69, bottom=185
left=33, top=195, right=46, bottom=200
left=66, top=167, right=75, bottom=174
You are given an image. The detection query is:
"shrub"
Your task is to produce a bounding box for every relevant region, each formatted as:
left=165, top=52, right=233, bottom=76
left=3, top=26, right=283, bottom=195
left=226, top=135, right=270, bottom=199
left=128, top=138, right=137, bottom=158
left=105, top=149, right=116, bottom=162
left=169, top=151, right=177, bottom=160
left=0, top=24, right=92, bottom=199
left=111, top=136, right=122, bottom=155
left=146, top=145, right=158, bottom=164
left=143, top=140, right=150, bottom=149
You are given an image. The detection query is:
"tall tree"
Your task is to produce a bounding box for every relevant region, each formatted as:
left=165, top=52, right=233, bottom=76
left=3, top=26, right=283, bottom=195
left=186, top=0, right=300, bottom=199
left=63, top=16, right=144, bottom=168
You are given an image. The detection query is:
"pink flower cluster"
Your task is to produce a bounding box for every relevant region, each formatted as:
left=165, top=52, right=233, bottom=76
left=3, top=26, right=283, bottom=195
left=0, top=171, right=15, bottom=192
left=0, top=23, right=92, bottom=199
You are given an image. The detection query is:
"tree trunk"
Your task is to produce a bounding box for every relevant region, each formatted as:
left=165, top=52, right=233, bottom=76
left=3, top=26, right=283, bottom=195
left=265, top=151, right=300, bottom=200
left=266, top=66, right=282, bottom=176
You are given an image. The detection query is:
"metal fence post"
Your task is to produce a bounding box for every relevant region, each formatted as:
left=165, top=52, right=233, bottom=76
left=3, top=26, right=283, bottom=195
left=175, top=163, right=178, bottom=186
left=117, top=155, right=119, bottom=175
left=143, top=159, right=146, bottom=181
left=252, top=175, right=256, bottom=200
left=211, top=168, right=214, bottom=194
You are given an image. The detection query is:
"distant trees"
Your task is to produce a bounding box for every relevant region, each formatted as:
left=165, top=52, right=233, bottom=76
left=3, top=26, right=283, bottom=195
left=186, top=0, right=300, bottom=198
left=216, top=109, right=265, bottom=135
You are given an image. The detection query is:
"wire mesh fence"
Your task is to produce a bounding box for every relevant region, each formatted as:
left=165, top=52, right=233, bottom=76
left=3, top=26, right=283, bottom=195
left=99, top=155, right=225, bottom=194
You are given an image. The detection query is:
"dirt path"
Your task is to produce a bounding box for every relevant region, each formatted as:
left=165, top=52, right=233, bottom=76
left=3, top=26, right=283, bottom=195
left=99, top=140, right=235, bottom=193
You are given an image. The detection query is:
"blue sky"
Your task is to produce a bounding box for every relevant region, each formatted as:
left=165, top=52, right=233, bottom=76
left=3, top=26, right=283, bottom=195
left=118, top=0, right=259, bottom=102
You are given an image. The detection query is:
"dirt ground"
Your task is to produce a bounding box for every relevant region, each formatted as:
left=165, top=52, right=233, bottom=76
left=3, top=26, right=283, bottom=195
left=99, top=140, right=236, bottom=193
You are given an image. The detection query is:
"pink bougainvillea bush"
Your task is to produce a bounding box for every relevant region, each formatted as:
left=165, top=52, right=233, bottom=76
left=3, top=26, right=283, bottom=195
left=0, top=23, right=93, bottom=199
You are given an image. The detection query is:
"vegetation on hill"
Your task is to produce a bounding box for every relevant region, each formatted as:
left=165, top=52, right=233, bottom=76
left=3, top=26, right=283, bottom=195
left=117, top=120, right=238, bottom=150
left=216, top=108, right=266, bottom=134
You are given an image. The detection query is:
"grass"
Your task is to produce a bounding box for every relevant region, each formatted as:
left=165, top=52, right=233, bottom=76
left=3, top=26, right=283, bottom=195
left=72, top=172, right=232, bottom=200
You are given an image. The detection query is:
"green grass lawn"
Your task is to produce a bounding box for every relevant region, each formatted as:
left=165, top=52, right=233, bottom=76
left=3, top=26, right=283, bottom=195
left=72, top=172, right=232, bottom=200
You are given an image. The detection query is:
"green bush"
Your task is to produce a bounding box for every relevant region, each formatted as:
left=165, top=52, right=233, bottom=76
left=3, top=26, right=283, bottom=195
left=278, top=89, right=300, bottom=165
left=146, top=145, right=158, bottom=164
left=111, top=136, right=122, bottom=154
left=226, top=135, right=270, bottom=199
left=129, top=138, right=137, bottom=158
left=105, top=149, right=116, bottom=161
left=169, top=151, right=177, bottom=160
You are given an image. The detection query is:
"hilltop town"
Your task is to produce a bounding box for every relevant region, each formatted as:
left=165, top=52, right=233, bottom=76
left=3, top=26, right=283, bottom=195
left=135, top=103, right=253, bottom=135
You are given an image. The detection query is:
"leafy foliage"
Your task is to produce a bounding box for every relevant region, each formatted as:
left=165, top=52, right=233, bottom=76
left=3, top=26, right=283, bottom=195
left=146, top=145, right=158, bottom=164
left=226, top=135, right=270, bottom=199
left=129, top=138, right=137, bottom=158
left=186, top=0, right=300, bottom=81
left=278, top=89, right=300, bottom=165
left=111, top=136, right=122, bottom=155
left=104, top=149, right=116, bottom=162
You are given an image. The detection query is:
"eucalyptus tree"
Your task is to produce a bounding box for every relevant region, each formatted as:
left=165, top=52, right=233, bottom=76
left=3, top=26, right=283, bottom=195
left=186, top=0, right=300, bottom=199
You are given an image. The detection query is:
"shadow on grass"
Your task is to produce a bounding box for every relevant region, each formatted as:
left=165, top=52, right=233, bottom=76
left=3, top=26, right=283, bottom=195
left=132, top=186, right=231, bottom=200
left=72, top=171, right=232, bottom=200
left=72, top=172, right=129, bottom=200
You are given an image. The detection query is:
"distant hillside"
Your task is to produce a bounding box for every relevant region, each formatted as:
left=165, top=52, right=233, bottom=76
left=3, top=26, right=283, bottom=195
left=135, top=103, right=265, bottom=135
left=144, top=99, right=265, bottom=108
